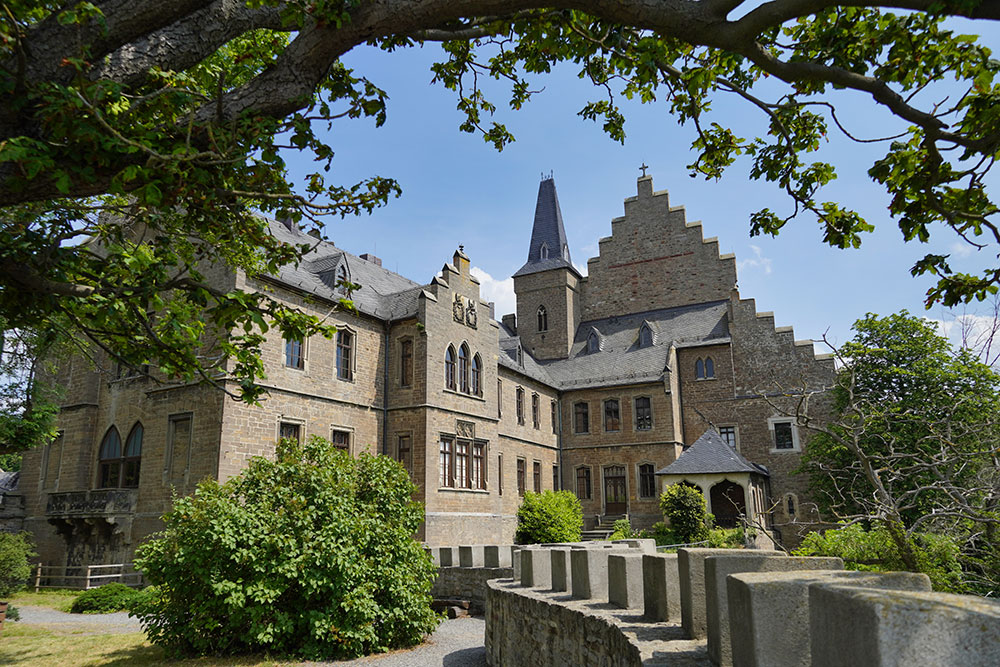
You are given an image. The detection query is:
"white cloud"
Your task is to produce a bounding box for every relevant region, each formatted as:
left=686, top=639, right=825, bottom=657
left=925, top=313, right=1000, bottom=356
left=471, top=266, right=516, bottom=318
left=949, top=241, right=974, bottom=258
left=737, top=245, right=773, bottom=276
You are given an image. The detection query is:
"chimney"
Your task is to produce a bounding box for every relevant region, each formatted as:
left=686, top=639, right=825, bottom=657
left=502, top=313, right=516, bottom=334
left=488, top=302, right=496, bottom=320
left=359, top=253, right=382, bottom=266
left=278, top=216, right=295, bottom=231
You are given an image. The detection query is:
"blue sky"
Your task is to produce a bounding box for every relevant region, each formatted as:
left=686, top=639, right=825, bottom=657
left=284, top=25, right=999, bottom=353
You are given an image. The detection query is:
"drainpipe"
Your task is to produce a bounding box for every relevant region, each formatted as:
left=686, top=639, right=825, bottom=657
left=382, top=321, right=390, bottom=456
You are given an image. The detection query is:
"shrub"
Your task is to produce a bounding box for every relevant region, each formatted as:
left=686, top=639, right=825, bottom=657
left=70, top=582, right=139, bottom=614
left=4, top=604, right=19, bottom=621
left=659, top=484, right=711, bottom=545
left=609, top=519, right=638, bottom=540
left=0, top=532, right=34, bottom=600
left=795, top=523, right=966, bottom=593
left=641, top=522, right=679, bottom=547
left=707, top=527, right=746, bottom=549
left=515, top=490, right=583, bottom=544
left=133, top=436, right=439, bottom=660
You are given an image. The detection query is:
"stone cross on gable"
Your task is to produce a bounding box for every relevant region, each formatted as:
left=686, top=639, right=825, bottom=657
left=640, top=163, right=649, bottom=177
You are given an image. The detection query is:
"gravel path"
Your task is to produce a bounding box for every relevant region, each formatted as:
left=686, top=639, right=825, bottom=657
left=14, top=604, right=142, bottom=634
left=12, top=605, right=487, bottom=666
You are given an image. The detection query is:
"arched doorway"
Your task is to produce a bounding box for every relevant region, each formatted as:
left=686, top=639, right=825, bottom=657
left=603, top=465, right=627, bottom=515
left=710, top=480, right=746, bottom=528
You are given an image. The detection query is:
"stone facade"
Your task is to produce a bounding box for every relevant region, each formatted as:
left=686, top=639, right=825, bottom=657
left=20, top=173, right=835, bottom=569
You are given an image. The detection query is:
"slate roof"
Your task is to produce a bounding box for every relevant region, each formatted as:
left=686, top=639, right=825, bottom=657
left=656, top=429, right=768, bottom=476
left=0, top=469, right=19, bottom=492
left=498, top=325, right=556, bottom=385
left=538, top=301, right=731, bottom=390
left=264, top=220, right=422, bottom=321
left=513, top=178, right=581, bottom=278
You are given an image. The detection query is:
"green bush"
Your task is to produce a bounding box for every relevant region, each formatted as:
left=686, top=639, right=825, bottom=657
left=515, top=490, right=583, bottom=544
left=69, top=582, right=139, bottom=614
left=132, top=436, right=439, bottom=660
left=659, top=485, right=711, bottom=545
left=4, top=604, right=19, bottom=621
left=609, top=519, right=638, bottom=540
left=0, top=532, right=34, bottom=600
left=707, top=527, right=746, bottom=549
left=640, top=522, right=679, bottom=547
left=795, top=523, right=966, bottom=593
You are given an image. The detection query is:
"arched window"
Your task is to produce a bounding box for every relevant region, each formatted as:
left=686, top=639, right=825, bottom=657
left=459, top=344, right=470, bottom=392
left=537, top=305, right=548, bottom=332
left=98, top=426, right=122, bottom=488
left=588, top=332, right=600, bottom=353
left=705, top=356, right=715, bottom=378
left=445, top=345, right=456, bottom=390
left=539, top=242, right=549, bottom=260
left=696, top=358, right=705, bottom=379
left=471, top=354, right=482, bottom=396
left=639, top=324, right=653, bottom=348
left=122, top=422, right=143, bottom=488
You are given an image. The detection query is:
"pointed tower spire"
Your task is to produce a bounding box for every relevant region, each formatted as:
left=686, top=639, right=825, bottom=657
left=513, top=177, right=580, bottom=278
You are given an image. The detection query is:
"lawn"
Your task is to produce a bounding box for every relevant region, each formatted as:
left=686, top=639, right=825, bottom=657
left=0, top=624, right=301, bottom=666
left=9, top=589, right=82, bottom=612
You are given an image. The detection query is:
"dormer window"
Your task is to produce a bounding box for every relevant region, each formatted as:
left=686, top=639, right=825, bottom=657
left=696, top=356, right=715, bottom=380
left=537, top=305, right=548, bottom=332
left=517, top=345, right=524, bottom=366
left=639, top=323, right=653, bottom=348
left=336, top=264, right=350, bottom=295
left=587, top=331, right=600, bottom=353
left=539, top=242, right=549, bottom=260
left=562, top=244, right=569, bottom=260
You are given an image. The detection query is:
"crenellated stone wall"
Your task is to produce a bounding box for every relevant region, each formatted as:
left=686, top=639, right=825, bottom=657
left=484, top=544, right=1000, bottom=667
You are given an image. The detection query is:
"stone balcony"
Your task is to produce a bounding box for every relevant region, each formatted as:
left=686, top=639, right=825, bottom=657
left=45, top=489, right=138, bottom=517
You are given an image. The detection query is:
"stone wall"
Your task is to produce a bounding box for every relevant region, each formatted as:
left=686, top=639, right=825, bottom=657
left=432, top=565, right=512, bottom=615
left=485, top=544, right=1000, bottom=667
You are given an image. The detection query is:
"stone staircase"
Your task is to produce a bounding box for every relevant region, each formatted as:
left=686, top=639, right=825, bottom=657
left=580, top=514, right=628, bottom=541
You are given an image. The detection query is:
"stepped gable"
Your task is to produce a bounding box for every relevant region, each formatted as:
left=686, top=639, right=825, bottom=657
left=581, top=176, right=737, bottom=321
left=655, top=429, right=767, bottom=476
left=540, top=300, right=730, bottom=390
left=512, top=177, right=581, bottom=278
left=265, top=219, right=421, bottom=320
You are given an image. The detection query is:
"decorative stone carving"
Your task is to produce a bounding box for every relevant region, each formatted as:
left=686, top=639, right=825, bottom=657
left=466, top=301, right=478, bottom=329
left=457, top=420, right=475, bottom=439
left=453, top=294, right=465, bottom=323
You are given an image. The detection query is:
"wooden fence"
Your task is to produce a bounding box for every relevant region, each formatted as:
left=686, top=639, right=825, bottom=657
left=31, top=563, right=144, bottom=591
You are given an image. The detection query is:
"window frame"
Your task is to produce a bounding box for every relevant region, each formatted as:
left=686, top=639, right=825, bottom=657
left=471, top=353, right=482, bottom=396
left=537, top=305, right=548, bottom=332
left=552, top=464, right=560, bottom=491
left=331, top=427, right=352, bottom=454
left=639, top=324, right=653, bottom=348
left=278, top=420, right=303, bottom=443
left=439, top=437, right=455, bottom=487
left=397, top=433, right=412, bottom=473
left=531, top=393, right=540, bottom=429
left=97, top=426, right=122, bottom=489
left=573, top=401, right=590, bottom=434
left=768, top=417, right=801, bottom=452
left=516, top=387, right=525, bottom=425
left=634, top=396, right=653, bottom=431
left=472, top=441, right=487, bottom=490
left=533, top=460, right=541, bottom=493
left=637, top=462, right=656, bottom=499
left=284, top=336, right=306, bottom=370
left=551, top=400, right=558, bottom=434
left=445, top=345, right=457, bottom=390
left=336, top=328, right=355, bottom=381
left=458, top=343, right=470, bottom=393
left=497, top=378, right=503, bottom=417
left=717, top=425, right=739, bottom=450
left=399, top=338, right=413, bottom=387
left=516, top=457, right=526, bottom=496
left=575, top=466, right=592, bottom=500
left=604, top=398, right=621, bottom=432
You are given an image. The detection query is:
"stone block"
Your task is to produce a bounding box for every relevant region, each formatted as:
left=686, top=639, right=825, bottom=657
left=484, top=544, right=512, bottom=568
left=571, top=548, right=630, bottom=600
left=459, top=545, right=485, bottom=568
left=608, top=554, right=644, bottom=610
left=438, top=546, right=456, bottom=567
left=643, top=553, right=680, bottom=622
left=810, top=585, right=1000, bottom=667
left=728, top=570, right=931, bottom=667
left=425, top=546, right=437, bottom=566
left=678, top=548, right=783, bottom=640
left=512, top=545, right=522, bottom=580
left=612, top=538, right=657, bottom=553
left=706, top=555, right=842, bottom=666
left=521, top=547, right=553, bottom=589
left=550, top=548, right=572, bottom=592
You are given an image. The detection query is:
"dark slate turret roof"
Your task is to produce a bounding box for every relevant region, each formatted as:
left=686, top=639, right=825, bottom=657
left=513, top=178, right=581, bottom=278
left=656, top=429, right=768, bottom=476
left=0, top=469, right=19, bottom=492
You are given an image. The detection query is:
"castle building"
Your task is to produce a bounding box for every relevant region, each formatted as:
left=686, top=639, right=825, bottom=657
left=17, top=174, right=834, bottom=569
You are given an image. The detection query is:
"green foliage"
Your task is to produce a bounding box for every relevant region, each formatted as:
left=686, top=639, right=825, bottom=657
left=132, top=436, right=439, bottom=660
left=514, top=490, right=583, bottom=544
left=706, top=528, right=747, bottom=549
left=4, top=604, right=20, bottom=621
left=69, top=583, right=140, bottom=614
left=0, top=532, right=35, bottom=599
left=659, top=484, right=711, bottom=545
left=0, top=452, right=21, bottom=471
left=609, top=518, right=639, bottom=540
left=640, top=522, right=679, bottom=547
left=795, top=524, right=966, bottom=594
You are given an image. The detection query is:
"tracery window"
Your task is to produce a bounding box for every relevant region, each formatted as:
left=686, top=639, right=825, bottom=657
left=459, top=343, right=470, bottom=393
left=98, top=424, right=142, bottom=489
left=537, top=305, right=548, bottom=332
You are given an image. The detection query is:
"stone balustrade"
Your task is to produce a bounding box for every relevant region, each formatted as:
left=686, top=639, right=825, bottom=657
left=483, top=544, right=1000, bottom=667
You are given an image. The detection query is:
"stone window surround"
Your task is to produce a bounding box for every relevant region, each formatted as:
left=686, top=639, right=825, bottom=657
left=552, top=463, right=560, bottom=491
left=445, top=340, right=483, bottom=398
left=695, top=356, right=716, bottom=380
left=284, top=335, right=307, bottom=371
left=537, top=305, right=548, bottom=332
left=717, top=424, right=739, bottom=450
left=638, top=323, right=654, bottom=348
left=163, top=412, right=193, bottom=485
left=516, top=456, right=526, bottom=496
left=516, top=387, right=526, bottom=425
left=767, top=416, right=801, bottom=452
left=396, top=431, right=412, bottom=473
left=331, top=425, right=353, bottom=455
left=277, top=417, right=305, bottom=443
left=438, top=433, right=489, bottom=492
left=399, top=337, right=413, bottom=387
left=635, top=460, right=657, bottom=499
left=533, top=459, right=542, bottom=493
left=532, top=392, right=540, bottom=429
left=633, top=395, right=653, bottom=431
left=551, top=400, right=559, bottom=434
left=336, top=326, right=357, bottom=382
left=497, top=379, right=503, bottom=418
left=603, top=397, right=622, bottom=433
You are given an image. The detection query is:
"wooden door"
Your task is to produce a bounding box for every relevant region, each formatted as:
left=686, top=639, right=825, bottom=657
left=604, top=465, right=627, bottom=515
